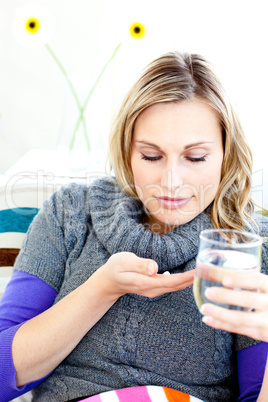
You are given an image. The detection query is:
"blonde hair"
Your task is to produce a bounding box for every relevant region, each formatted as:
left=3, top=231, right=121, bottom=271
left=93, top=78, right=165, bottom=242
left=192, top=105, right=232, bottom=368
left=108, top=51, right=255, bottom=231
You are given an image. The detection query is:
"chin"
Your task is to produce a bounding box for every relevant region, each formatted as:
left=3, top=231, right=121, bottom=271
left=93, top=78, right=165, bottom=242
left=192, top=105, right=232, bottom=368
left=151, top=210, right=199, bottom=230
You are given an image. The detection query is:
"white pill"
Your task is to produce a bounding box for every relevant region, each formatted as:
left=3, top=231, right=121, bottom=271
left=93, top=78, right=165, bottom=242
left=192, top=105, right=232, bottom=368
left=163, top=271, right=170, bottom=275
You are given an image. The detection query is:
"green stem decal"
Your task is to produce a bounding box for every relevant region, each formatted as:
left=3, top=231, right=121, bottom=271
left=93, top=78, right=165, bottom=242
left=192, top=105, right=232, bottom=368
left=45, top=43, right=121, bottom=152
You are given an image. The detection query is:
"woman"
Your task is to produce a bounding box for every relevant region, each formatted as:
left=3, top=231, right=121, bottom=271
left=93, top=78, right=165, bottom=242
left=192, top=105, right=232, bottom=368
left=1, top=51, right=268, bottom=401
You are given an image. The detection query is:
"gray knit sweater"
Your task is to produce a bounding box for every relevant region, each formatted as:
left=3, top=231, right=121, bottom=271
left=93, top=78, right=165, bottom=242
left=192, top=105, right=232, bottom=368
left=14, top=176, right=268, bottom=401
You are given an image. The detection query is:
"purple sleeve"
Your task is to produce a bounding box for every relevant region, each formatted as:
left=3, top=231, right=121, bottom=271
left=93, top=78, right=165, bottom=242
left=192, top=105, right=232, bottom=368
left=237, top=342, right=268, bottom=401
left=0, top=270, right=57, bottom=401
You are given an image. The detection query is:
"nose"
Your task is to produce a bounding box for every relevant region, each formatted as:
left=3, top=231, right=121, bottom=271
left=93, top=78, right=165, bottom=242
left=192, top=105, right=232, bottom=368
left=161, top=162, right=184, bottom=193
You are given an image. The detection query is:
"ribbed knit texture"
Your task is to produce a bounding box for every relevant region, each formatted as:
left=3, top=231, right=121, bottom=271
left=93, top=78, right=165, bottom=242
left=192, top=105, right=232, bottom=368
left=14, top=176, right=268, bottom=402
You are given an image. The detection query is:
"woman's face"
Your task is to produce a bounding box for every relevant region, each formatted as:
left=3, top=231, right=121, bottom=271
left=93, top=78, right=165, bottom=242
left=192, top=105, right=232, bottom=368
left=130, top=100, right=224, bottom=233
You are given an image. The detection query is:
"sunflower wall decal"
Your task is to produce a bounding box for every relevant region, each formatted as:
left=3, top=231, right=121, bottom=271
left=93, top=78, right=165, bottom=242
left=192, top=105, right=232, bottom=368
left=25, top=18, right=40, bottom=34
left=13, top=4, right=55, bottom=48
left=129, top=22, right=146, bottom=39
left=12, top=3, right=121, bottom=154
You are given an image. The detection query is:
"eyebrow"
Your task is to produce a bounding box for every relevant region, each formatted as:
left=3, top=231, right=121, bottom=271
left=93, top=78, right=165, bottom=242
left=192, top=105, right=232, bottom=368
left=184, top=141, right=213, bottom=150
left=136, top=140, right=213, bottom=150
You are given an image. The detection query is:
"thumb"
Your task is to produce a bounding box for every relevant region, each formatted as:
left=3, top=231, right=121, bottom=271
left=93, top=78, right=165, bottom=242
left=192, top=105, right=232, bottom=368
left=128, top=253, right=158, bottom=276
left=113, top=252, right=158, bottom=276
left=146, top=260, right=158, bottom=276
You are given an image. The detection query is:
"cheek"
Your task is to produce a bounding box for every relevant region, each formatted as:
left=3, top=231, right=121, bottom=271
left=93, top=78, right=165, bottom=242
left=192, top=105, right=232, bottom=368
left=204, top=155, right=222, bottom=183
left=134, top=175, right=155, bottom=202
left=132, top=168, right=160, bottom=207
left=203, top=171, right=222, bottom=201
left=194, top=163, right=222, bottom=203
left=131, top=160, right=148, bottom=199
left=132, top=160, right=156, bottom=189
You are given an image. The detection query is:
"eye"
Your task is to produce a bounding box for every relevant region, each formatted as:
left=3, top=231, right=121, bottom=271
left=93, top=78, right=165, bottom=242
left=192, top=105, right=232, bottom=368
left=185, top=155, right=207, bottom=163
left=141, top=154, right=162, bottom=162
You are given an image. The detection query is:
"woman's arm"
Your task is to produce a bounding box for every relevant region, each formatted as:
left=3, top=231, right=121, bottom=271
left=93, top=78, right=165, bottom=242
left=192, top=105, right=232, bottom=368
left=0, top=271, right=57, bottom=401
left=12, top=267, right=116, bottom=387
left=12, top=251, right=195, bottom=387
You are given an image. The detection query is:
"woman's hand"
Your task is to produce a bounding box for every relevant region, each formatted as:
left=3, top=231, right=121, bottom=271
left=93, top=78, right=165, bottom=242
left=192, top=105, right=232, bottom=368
left=201, top=272, right=268, bottom=342
left=94, top=252, right=195, bottom=300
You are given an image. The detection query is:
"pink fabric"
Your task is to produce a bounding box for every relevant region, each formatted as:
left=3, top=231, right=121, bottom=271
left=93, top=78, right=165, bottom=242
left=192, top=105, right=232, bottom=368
left=116, top=386, right=151, bottom=401
left=79, top=395, right=102, bottom=401
left=79, top=387, right=151, bottom=401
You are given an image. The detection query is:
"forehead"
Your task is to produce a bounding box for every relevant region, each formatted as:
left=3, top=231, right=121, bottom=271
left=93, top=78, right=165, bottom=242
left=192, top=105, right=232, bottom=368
left=133, top=100, right=221, bottom=142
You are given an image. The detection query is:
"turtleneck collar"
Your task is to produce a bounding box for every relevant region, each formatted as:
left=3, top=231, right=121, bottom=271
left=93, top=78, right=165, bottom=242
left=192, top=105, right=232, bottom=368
left=89, top=176, right=214, bottom=272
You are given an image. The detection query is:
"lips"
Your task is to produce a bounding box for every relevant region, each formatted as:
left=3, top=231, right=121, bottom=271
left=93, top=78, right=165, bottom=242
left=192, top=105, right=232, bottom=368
left=155, top=196, right=192, bottom=209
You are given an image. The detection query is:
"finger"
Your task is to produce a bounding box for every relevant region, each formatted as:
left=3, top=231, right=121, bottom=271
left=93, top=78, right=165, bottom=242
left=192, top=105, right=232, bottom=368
left=201, top=308, right=268, bottom=342
left=155, top=271, right=195, bottom=289
left=202, top=316, right=268, bottom=341
left=201, top=302, right=266, bottom=329
left=112, top=252, right=159, bottom=276
left=222, top=272, right=268, bottom=293
left=139, top=275, right=195, bottom=298
left=205, top=286, right=268, bottom=311
left=132, top=256, right=158, bottom=276
left=128, top=255, right=158, bottom=276
left=123, top=270, right=195, bottom=296
left=134, top=270, right=194, bottom=289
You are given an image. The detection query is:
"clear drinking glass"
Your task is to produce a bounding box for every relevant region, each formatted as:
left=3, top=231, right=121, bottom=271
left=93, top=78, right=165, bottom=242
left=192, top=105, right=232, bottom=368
left=193, top=229, right=262, bottom=313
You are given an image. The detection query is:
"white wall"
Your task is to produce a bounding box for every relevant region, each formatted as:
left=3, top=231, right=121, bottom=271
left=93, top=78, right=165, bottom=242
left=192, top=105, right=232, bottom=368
left=0, top=0, right=267, bottom=206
